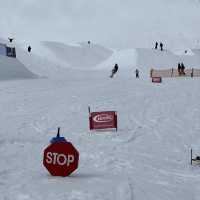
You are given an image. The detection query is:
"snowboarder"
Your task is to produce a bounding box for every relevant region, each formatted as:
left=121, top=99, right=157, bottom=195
left=160, top=42, right=163, bottom=51
left=135, top=69, right=139, bottom=78
left=110, top=63, right=119, bottom=78
left=28, top=45, right=31, bottom=53
left=155, top=42, right=158, bottom=49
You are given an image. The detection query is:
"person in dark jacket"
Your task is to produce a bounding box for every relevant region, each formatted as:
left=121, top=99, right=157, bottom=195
left=178, top=63, right=181, bottom=76
left=135, top=69, right=139, bottom=78
left=181, top=62, right=185, bottom=75
left=8, top=38, right=14, bottom=43
left=28, top=46, right=31, bottom=53
left=155, top=42, right=158, bottom=49
left=160, top=42, right=163, bottom=51
left=110, top=63, right=119, bottom=78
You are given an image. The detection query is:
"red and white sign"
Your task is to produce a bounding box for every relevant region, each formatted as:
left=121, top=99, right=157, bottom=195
left=89, top=111, right=117, bottom=130
left=43, top=141, right=79, bottom=177
left=152, top=77, right=162, bottom=83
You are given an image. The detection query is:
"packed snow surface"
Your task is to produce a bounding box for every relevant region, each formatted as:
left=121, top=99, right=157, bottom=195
left=0, top=55, right=37, bottom=81
left=0, top=41, right=200, bottom=200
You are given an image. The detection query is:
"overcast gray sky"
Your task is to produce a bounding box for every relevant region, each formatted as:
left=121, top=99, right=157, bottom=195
left=0, top=0, right=200, bottom=48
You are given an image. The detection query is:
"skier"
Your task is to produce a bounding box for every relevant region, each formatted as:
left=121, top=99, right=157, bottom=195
left=135, top=69, right=139, bottom=78
left=28, top=45, right=31, bottom=53
left=160, top=42, right=163, bottom=51
left=110, top=63, right=119, bottom=78
left=155, top=42, right=158, bottom=49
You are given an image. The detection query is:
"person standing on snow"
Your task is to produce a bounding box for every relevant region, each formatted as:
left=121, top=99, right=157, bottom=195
left=155, top=42, right=158, bottom=49
left=181, top=62, right=185, bottom=75
left=135, top=69, right=139, bottom=78
left=178, top=63, right=181, bottom=76
left=160, top=42, right=163, bottom=51
left=8, top=38, right=14, bottom=43
left=28, top=45, right=31, bottom=53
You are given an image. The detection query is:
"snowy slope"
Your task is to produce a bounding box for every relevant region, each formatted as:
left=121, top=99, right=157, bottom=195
left=0, top=41, right=200, bottom=200
left=0, top=55, right=37, bottom=80
left=1, top=0, right=200, bottom=198
left=42, top=41, right=113, bottom=69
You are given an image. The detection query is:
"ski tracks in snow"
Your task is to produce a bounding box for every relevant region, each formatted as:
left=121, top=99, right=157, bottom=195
left=115, top=177, right=135, bottom=200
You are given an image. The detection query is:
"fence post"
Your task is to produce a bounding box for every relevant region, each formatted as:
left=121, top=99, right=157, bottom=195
left=191, top=68, right=194, bottom=78
left=171, top=68, right=173, bottom=77
left=191, top=148, right=193, bottom=165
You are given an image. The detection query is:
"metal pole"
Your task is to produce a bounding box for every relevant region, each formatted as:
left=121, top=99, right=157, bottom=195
left=57, top=127, right=60, bottom=137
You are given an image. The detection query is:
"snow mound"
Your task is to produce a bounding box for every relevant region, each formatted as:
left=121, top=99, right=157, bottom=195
left=42, top=41, right=113, bottom=69
left=95, top=49, right=138, bottom=71
left=0, top=55, right=37, bottom=81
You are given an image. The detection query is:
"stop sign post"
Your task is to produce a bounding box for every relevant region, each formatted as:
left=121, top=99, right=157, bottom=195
left=43, top=128, right=79, bottom=177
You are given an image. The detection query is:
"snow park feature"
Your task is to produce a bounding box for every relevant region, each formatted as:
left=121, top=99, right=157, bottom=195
left=89, top=107, right=118, bottom=131
left=0, top=54, right=37, bottom=80
left=0, top=41, right=37, bottom=80
left=43, top=128, right=79, bottom=177
left=152, top=77, right=162, bottom=83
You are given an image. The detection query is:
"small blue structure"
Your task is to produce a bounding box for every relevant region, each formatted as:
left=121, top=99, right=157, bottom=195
left=0, top=43, right=7, bottom=56
left=0, top=43, right=16, bottom=58
left=50, top=127, right=68, bottom=143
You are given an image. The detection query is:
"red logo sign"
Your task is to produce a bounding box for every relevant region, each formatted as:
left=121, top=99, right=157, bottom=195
left=93, top=113, right=113, bottom=123
left=152, top=77, right=162, bottom=83
left=43, top=141, right=79, bottom=177
left=89, top=111, right=117, bottom=131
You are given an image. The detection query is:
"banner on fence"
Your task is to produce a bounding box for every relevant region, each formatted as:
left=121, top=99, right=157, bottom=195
left=152, top=77, right=162, bottom=83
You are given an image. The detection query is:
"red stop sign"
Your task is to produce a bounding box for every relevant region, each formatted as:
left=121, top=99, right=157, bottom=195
left=43, top=141, right=79, bottom=177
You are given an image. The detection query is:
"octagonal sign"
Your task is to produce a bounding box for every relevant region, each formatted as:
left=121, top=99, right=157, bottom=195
left=43, top=141, right=79, bottom=177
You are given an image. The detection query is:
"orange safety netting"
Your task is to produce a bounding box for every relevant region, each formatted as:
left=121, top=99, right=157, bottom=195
left=150, top=68, right=200, bottom=78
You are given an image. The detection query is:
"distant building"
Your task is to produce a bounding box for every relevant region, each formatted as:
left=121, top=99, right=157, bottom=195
left=0, top=43, right=16, bottom=58
left=0, top=43, right=7, bottom=56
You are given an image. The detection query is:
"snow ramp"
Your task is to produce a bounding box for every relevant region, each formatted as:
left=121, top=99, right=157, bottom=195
left=95, top=49, right=138, bottom=70
left=42, top=41, right=113, bottom=69
left=0, top=55, right=37, bottom=81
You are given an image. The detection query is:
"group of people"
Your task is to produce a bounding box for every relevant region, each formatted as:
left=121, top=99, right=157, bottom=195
left=177, top=62, right=186, bottom=76
left=155, top=42, right=164, bottom=51
left=110, top=64, right=139, bottom=78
